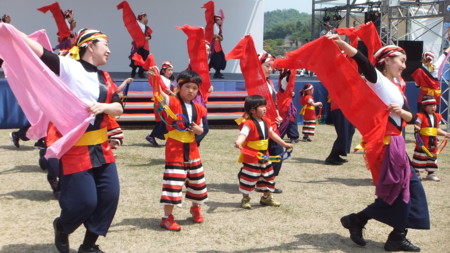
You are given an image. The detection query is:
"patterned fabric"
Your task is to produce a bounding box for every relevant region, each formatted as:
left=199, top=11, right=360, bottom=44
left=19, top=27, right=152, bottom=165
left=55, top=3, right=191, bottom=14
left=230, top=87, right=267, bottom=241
left=160, top=159, right=208, bottom=206
left=374, top=45, right=406, bottom=66
left=412, top=112, right=442, bottom=172
left=238, top=162, right=275, bottom=194
left=300, top=95, right=316, bottom=136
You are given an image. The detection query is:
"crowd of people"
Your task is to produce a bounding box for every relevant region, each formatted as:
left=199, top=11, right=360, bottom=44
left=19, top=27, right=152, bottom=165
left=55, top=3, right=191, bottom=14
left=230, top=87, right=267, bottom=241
left=1, top=1, right=450, bottom=253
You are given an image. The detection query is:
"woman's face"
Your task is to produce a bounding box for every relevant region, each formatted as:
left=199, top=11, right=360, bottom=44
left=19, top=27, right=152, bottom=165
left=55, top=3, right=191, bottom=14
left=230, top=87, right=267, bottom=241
left=384, top=54, right=407, bottom=79
left=90, top=40, right=110, bottom=66
left=261, top=61, right=274, bottom=78
left=163, top=67, right=174, bottom=78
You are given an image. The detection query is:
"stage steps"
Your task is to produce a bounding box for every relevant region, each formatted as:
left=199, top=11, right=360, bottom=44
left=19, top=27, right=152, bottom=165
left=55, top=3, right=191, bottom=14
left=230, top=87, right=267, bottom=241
left=117, top=90, right=247, bottom=122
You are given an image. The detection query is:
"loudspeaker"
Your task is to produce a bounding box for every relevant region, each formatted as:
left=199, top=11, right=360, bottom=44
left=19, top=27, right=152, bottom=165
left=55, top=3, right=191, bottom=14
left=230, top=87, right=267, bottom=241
left=398, top=40, right=423, bottom=81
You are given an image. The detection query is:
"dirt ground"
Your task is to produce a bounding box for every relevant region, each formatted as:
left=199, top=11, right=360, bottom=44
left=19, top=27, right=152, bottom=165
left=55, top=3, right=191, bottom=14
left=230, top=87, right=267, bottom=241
left=0, top=125, right=449, bottom=253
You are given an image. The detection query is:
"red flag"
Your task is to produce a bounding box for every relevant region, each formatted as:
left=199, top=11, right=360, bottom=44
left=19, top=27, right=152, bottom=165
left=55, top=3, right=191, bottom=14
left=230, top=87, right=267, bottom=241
left=117, top=1, right=148, bottom=50
left=274, top=37, right=389, bottom=184
left=202, top=1, right=215, bottom=43
left=37, top=2, right=70, bottom=39
left=178, top=25, right=212, bottom=101
left=335, top=22, right=382, bottom=66
left=226, top=35, right=278, bottom=124
left=412, top=67, right=441, bottom=104
left=355, top=22, right=382, bottom=65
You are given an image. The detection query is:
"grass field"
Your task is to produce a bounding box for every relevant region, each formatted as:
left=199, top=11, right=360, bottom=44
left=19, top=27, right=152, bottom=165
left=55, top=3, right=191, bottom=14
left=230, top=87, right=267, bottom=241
left=0, top=124, right=449, bottom=253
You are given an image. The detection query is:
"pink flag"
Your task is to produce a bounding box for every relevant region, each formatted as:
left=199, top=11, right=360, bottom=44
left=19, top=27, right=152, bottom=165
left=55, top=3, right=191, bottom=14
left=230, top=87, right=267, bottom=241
left=0, top=24, right=94, bottom=159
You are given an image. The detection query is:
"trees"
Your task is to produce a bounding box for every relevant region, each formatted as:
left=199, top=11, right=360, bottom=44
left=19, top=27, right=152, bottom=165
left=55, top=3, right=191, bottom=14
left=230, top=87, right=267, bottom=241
left=263, top=9, right=311, bottom=55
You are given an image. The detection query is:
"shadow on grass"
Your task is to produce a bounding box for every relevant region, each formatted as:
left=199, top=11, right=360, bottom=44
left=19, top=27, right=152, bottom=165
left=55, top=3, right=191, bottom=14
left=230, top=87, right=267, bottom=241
left=125, top=158, right=166, bottom=167
left=198, top=233, right=385, bottom=252
left=0, top=165, right=43, bottom=174
left=126, top=143, right=165, bottom=148
left=294, top=177, right=373, bottom=187
left=0, top=190, right=54, bottom=202
left=0, top=145, right=36, bottom=151
left=111, top=217, right=207, bottom=232
left=290, top=157, right=328, bottom=164
left=0, top=243, right=54, bottom=253
left=206, top=183, right=239, bottom=194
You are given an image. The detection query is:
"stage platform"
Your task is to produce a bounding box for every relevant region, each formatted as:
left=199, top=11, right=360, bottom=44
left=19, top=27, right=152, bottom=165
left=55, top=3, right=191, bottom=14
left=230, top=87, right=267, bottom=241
left=0, top=70, right=423, bottom=128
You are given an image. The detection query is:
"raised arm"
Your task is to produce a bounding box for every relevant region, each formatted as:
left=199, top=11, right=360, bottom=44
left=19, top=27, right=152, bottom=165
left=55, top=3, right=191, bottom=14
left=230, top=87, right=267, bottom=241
left=326, top=33, right=377, bottom=83
left=13, top=25, right=44, bottom=57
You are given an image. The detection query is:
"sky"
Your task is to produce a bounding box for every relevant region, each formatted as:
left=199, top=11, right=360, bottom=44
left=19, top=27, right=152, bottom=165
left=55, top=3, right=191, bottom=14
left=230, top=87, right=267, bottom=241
left=264, top=0, right=313, bottom=14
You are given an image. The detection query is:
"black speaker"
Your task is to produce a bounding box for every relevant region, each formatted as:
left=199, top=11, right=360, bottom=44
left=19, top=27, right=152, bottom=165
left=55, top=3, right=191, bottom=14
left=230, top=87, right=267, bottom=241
left=398, top=40, right=423, bottom=81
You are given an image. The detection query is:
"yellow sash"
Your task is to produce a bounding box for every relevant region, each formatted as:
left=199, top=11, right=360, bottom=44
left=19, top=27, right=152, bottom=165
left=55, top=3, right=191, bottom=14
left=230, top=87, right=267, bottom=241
left=246, top=139, right=269, bottom=151
left=75, top=128, right=108, bottom=146
left=421, top=87, right=441, bottom=96
left=300, top=105, right=314, bottom=115
left=165, top=130, right=195, bottom=143
left=420, top=127, right=438, bottom=136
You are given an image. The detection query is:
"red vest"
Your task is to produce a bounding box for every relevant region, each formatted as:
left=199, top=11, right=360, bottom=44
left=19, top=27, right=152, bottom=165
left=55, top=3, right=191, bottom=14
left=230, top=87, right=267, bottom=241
left=165, top=97, right=207, bottom=162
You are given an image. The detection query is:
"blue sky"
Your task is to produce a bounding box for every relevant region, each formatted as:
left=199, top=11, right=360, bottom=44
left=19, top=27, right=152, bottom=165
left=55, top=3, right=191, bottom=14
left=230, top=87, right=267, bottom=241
left=264, top=0, right=312, bottom=13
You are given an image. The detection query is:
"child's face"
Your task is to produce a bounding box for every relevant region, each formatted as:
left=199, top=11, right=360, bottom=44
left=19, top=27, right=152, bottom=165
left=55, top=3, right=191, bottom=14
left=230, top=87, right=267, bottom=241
left=251, top=105, right=267, bottom=119
left=424, top=104, right=437, bottom=114
left=306, top=87, right=314, bottom=95
left=179, top=82, right=199, bottom=103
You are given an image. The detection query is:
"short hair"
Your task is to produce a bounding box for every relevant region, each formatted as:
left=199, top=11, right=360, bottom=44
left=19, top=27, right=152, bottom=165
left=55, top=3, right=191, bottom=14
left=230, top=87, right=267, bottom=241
left=176, top=70, right=202, bottom=88
left=244, top=95, right=267, bottom=115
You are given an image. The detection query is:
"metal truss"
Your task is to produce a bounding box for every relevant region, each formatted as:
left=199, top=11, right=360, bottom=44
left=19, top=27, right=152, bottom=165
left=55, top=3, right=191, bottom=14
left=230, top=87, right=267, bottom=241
left=312, top=0, right=450, bottom=129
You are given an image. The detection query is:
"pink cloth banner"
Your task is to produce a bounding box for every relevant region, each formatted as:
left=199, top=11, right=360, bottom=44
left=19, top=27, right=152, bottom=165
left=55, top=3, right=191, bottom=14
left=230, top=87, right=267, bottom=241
left=0, top=24, right=94, bottom=159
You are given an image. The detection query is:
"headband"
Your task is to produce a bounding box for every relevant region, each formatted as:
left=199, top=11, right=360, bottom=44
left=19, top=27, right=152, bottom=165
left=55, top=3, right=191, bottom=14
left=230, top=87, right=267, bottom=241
left=374, top=45, right=405, bottom=65
left=422, top=51, right=435, bottom=62
left=258, top=52, right=274, bottom=64
left=69, top=29, right=108, bottom=60
left=161, top=61, right=173, bottom=69
left=422, top=98, right=436, bottom=106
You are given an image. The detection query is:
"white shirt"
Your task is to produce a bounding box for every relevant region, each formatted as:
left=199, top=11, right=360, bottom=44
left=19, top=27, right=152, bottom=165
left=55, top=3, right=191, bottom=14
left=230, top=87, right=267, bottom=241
left=367, top=69, right=404, bottom=126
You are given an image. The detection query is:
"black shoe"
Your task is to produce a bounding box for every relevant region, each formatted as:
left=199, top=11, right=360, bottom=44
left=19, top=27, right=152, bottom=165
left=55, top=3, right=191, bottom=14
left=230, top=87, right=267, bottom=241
left=273, top=188, right=283, bottom=194
left=340, top=214, right=367, bottom=246
left=213, top=73, right=224, bottom=79
left=9, top=132, right=20, bottom=148
left=384, top=230, right=420, bottom=252
left=78, top=244, right=105, bottom=253
left=53, top=218, right=69, bottom=253
left=325, top=157, right=344, bottom=165
left=34, top=139, right=46, bottom=149
left=145, top=135, right=159, bottom=147
left=337, top=156, right=348, bottom=163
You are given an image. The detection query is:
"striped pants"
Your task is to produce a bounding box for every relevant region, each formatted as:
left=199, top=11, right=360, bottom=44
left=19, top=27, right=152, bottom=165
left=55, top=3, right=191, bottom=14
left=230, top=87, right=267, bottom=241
left=412, top=148, right=438, bottom=173
left=238, top=162, right=276, bottom=194
left=302, top=119, right=316, bottom=136
left=160, top=158, right=208, bottom=206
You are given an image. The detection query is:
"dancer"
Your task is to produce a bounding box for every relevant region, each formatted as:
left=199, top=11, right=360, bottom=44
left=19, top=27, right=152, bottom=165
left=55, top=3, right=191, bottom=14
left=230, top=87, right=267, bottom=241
left=149, top=69, right=208, bottom=232
left=146, top=61, right=175, bottom=146
left=235, top=95, right=292, bottom=209
left=129, top=12, right=152, bottom=78
left=412, top=94, right=450, bottom=181
left=9, top=26, right=123, bottom=253
left=327, top=33, right=429, bottom=252
left=299, top=83, right=322, bottom=142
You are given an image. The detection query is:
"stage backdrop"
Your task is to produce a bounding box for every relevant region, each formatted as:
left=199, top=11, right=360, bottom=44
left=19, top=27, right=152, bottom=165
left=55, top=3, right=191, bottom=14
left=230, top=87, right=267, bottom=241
left=0, top=0, right=264, bottom=73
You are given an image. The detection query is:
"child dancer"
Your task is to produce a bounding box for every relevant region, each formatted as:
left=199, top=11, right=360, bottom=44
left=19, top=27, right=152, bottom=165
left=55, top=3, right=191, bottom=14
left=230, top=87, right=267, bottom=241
left=412, top=95, right=450, bottom=181
left=146, top=61, right=175, bottom=146
left=299, top=83, right=322, bottom=142
left=234, top=95, right=292, bottom=209
left=149, top=69, right=208, bottom=231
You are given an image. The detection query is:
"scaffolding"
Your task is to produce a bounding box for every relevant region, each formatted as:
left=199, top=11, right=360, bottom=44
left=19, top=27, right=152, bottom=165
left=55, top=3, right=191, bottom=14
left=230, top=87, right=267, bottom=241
left=312, top=0, right=450, bottom=130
